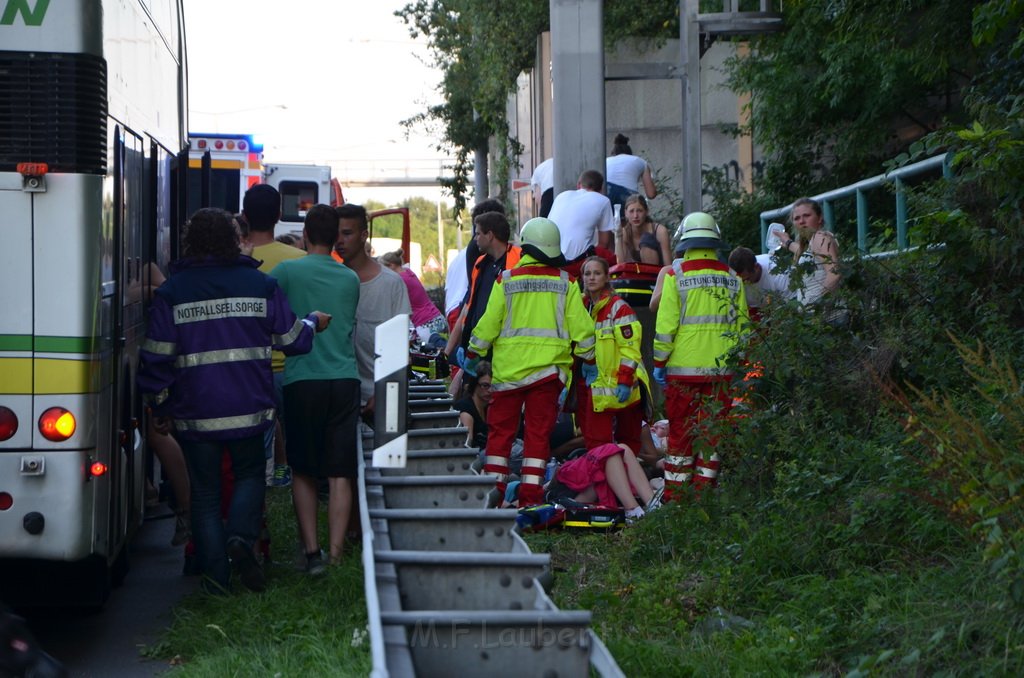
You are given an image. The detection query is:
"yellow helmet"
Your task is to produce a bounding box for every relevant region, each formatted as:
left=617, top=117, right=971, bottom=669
left=674, top=211, right=727, bottom=254
left=520, top=217, right=563, bottom=259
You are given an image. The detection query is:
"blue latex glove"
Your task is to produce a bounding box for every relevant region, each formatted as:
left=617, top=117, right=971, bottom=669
left=653, top=366, right=667, bottom=387
left=456, top=347, right=479, bottom=377
left=581, top=362, right=599, bottom=386
left=615, top=384, right=631, bottom=403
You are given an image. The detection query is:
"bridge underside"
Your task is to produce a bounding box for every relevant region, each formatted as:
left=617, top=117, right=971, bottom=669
left=341, top=178, right=449, bottom=188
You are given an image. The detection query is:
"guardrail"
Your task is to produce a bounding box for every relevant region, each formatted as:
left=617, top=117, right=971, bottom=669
left=759, top=153, right=952, bottom=253
left=360, top=379, right=625, bottom=677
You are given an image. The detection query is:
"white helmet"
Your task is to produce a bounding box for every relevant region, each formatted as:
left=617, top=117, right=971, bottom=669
left=520, top=217, right=563, bottom=259
left=674, top=211, right=727, bottom=254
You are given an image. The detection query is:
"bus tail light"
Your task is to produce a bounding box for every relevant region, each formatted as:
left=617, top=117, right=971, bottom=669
left=39, top=407, right=76, bottom=442
left=0, top=493, right=12, bottom=511
left=0, top=407, right=17, bottom=441
left=17, top=162, right=48, bottom=176
left=89, top=462, right=108, bottom=478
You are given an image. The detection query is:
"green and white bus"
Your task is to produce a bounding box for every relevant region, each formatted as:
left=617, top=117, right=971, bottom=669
left=0, top=0, right=189, bottom=605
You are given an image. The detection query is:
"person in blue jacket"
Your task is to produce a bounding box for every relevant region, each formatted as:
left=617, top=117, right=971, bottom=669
left=138, top=208, right=330, bottom=593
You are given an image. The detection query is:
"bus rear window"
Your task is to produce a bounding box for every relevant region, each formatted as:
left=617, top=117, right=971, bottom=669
left=279, top=181, right=319, bottom=223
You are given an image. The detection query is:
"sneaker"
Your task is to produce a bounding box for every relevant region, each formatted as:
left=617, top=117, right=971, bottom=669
left=624, top=506, right=646, bottom=525
left=269, top=464, right=292, bottom=488
left=645, top=486, right=665, bottom=513
left=305, top=549, right=327, bottom=576
left=171, top=511, right=191, bottom=547
left=227, top=537, right=266, bottom=592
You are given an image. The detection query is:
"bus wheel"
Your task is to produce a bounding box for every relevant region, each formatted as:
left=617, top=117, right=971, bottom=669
left=81, top=556, right=112, bottom=611
left=111, top=544, right=130, bottom=588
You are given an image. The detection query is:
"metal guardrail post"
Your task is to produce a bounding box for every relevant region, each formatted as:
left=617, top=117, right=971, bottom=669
left=895, top=177, right=909, bottom=250
left=856, top=188, right=869, bottom=252
left=822, top=200, right=834, bottom=232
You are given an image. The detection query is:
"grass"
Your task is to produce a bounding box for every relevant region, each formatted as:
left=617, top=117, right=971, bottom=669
left=144, top=400, right=1024, bottom=675
left=524, top=491, right=1024, bottom=677
left=144, top=488, right=370, bottom=676
left=144, top=474, right=1024, bottom=677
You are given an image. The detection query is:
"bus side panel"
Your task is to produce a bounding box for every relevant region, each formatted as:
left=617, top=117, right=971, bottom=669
left=31, top=174, right=107, bottom=449
left=0, top=174, right=34, bottom=450
left=31, top=174, right=113, bottom=561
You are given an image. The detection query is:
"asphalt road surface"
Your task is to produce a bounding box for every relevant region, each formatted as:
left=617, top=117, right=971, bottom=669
left=19, top=507, right=199, bottom=677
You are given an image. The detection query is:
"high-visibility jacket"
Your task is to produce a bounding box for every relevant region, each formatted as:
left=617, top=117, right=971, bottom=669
left=653, top=249, right=747, bottom=382
left=468, top=255, right=595, bottom=391
left=586, top=291, right=650, bottom=412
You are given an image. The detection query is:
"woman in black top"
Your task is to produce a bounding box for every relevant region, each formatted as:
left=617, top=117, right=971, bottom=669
left=454, top=361, right=492, bottom=450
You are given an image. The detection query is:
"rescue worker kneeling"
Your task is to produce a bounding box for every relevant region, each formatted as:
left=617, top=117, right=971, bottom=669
left=461, top=218, right=596, bottom=506
left=652, top=212, right=747, bottom=502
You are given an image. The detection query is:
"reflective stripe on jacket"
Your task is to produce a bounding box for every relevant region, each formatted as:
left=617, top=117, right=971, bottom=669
left=468, top=255, right=595, bottom=391
left=138, top=255, right=316, bottom=441
left=653, top=249, right=747, bottom=382
left=587, top=291, right=650, bottom=412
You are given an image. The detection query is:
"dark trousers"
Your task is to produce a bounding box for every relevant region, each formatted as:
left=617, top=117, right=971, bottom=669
left=181, top=433, right=266, bottom=589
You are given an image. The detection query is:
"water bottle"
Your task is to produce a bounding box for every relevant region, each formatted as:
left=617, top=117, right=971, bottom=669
left=544, top=457, right=558, bottom=483
left=765, top=222, right=787, bottom=250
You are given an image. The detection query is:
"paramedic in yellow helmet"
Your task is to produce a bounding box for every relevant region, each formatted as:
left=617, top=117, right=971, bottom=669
left=461, top=217, right=596, bottom=507
left=652, top=212, right=747, bottom=502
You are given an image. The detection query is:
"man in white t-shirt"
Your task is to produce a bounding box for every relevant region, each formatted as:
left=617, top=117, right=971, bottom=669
left=728, top=246, right=793, bottom=320
left=444, top=247, right=469, bottom=318
left=530, top=158, right=554, bottom=218
left=546, top=169, right=615, bottom=277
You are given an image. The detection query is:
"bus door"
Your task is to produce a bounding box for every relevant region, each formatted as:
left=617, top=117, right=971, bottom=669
left=110, top=126, right=147, bottom=558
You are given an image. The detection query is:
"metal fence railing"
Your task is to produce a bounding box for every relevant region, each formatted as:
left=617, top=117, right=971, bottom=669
left=759, top=153, right=952, bottom=254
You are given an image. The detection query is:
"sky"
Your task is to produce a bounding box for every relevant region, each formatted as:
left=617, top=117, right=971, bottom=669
left=182, top=1, right=451, bottom=206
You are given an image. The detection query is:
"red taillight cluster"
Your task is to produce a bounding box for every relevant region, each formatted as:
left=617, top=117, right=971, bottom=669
left=0, top=407, right=16, bottom=441
left=38, top=407, right=76, bottom=442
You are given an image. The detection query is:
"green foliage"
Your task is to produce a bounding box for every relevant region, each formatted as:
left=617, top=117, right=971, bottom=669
left=396, top=1, right=549, bottom=214
left=724, top=0, right=979, bottom=197
left=365, top=196, right=467, bottom=286
left=147, top=491, right=370, bottom=675
left=897, top=340, right=1024, bottom=597
left=702, top=165, right=776, bottom=251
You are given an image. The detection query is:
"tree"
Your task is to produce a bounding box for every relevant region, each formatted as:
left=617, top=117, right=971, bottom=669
left=395, top=0, right=679, bottom=215
left=723, top=0, right=980, bottom=199
left=396, top=1, right=549, bottom=215
left=364, top=196, right=466, bottom=268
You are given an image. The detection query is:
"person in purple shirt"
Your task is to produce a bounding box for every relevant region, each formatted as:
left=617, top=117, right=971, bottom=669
left=138, top=208, right=330, bottom=593
left=379, top=249, right=448, bottom=345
